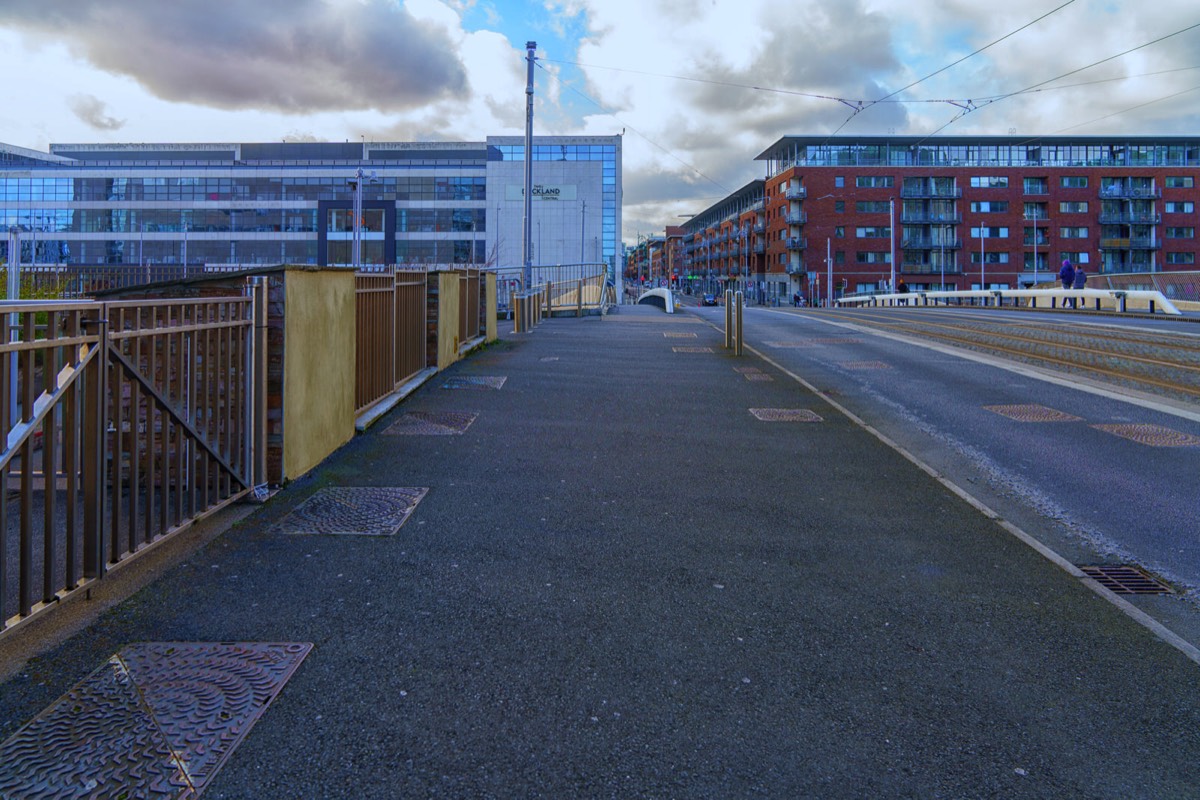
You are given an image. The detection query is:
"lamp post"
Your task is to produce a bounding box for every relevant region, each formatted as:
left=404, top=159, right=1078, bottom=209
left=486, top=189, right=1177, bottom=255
left=580, top=199, right=586, bottom=264
left=826, top=237, right=832, bottom=308
left=889, top=197, right=896, bottom=293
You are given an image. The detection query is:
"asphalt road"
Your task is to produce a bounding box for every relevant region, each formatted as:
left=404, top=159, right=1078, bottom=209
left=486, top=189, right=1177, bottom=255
left=2, top=304, right=1200, bottom=799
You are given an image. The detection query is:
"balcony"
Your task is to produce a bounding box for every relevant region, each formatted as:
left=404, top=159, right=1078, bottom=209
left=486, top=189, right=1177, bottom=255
left=1100, top=185, right=1162, bottom=199
left=900, top=186, right=962, bottom=199
left=754, top=222, right=765, bottom=233
left=900, top=213, right=962, bottom=225
left=901, top=264, right=964, bottom=275
left=785, top=237, right=807, bottom=251
left=785, top=212, right=807, bottom=225
left=1097, top=212, right=1162, bottom=225
left=901, top=238, right=962, bottom=250
left=1100, top=237, right=1162, bottom=250
left=753, top=243, right=765, bottom=255
left=785, top=187, right=806, bottom=200
left=786, top=264, right=806, bottom=275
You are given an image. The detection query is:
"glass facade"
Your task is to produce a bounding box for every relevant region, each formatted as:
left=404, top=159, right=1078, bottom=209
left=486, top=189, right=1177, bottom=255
left=0, top=137, right=621, bottom=271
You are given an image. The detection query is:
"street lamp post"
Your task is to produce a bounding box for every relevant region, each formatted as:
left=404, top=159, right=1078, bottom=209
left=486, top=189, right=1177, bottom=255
left=889, top=197, right=896, bottom=293
left=826, top=237, right=832, bottom=308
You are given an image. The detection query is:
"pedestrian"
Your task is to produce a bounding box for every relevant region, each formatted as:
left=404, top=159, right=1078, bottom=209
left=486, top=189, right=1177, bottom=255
left=1071, top=264, right=1087, bottom=309
left=1059, top=259, right=1075, bottom=291
left=792, top=292, right=800, bottom=308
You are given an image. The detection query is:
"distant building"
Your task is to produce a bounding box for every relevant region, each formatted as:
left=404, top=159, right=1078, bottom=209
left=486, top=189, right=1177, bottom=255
left=681, top=135, right=1200, bottom=301
left=0, top=136, right=621, bottom=281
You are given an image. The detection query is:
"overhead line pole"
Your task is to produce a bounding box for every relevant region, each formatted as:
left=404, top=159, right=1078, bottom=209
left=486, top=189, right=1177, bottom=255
left=523, top=41, right=536, bottom=290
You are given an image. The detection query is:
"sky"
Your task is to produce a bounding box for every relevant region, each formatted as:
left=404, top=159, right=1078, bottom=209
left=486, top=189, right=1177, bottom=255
left=3, top=0, right=1200, bottom=243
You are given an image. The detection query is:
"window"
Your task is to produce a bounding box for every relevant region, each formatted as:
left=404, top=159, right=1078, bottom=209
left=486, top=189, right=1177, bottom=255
left=1060, top=176, right=1088, bottom=188
left=834, top=226, right=845, bottom=238
left=1023, top=202, right=1048, bottom=220
left=970, top=227, right=1009, bottom=238
left=1166, top=227, right=1195, bottom=238
left=1167, top=252, right=1196, bottom=264
left=835, top=176, right=845, bottom=188
left=1166, top=176, right=1194, bottom=188
left=855, top=201, right=890, bottom=213
left=1165, top=201, right=1194, bottom=213
left=855, top=176, right=894, bottom=188
left=969, top=201, right=1009, bottom=213
left=835, top=201, right=845, bottom=213
left=834, top=251, right=845, bottom=264
left=1060, top=226, right=1089, bottom=238
left=1060, top=252, right=1090, bottom=264
left=970, top=176, right=1008, bottom=188
left=1059, top=201, right=1088, bottom=213
left=855, top=227, right=891, bottom=238
left=1023, top=177, right=1048, bottom=194
left=970, top=251, right=1009, bottom=264
left=855, top=251, right=892, bottom=264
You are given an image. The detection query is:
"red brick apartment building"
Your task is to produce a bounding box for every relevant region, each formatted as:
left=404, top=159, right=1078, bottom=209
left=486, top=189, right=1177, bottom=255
left=677, top=136, right=1200, bottom=302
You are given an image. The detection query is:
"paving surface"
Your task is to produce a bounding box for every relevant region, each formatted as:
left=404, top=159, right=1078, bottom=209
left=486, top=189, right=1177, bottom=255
left=3, top=305, right=1200, bottom=798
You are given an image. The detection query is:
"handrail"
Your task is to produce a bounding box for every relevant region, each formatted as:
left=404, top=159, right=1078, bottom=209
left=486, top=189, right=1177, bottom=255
left=836, top=286, right=1182, bottom=315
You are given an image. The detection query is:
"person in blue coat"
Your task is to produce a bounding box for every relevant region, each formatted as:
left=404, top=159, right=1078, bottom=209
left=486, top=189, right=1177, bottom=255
left=1059, top=259, right=1075, bottom=290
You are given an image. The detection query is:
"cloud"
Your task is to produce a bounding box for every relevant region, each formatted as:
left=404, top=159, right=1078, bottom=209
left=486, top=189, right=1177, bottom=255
left=67, top=94, right=125, bottom=131
left=0, top=0, right=469, bottom=114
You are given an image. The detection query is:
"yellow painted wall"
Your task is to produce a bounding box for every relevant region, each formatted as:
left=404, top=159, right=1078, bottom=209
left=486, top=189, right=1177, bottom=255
left=437, top=271, right=461, bottom=370
left=283, top=269, right=356, bottom=480
left=486, top=272, right=498, bottom=342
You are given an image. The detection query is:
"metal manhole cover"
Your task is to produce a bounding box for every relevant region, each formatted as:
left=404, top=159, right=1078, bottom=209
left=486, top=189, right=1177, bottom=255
left=1080, top=565, right=1171, bottom=594
left=672, top=346, right=713, bottom=353
left=984, top=404, right=1082, bottom=423
left=663, top=332, right=698, bottom=338
left=839, top=360, right=891, bottom=370
left=812, top=337, right=863, bottom=344
left=734, top=367, right=761, bottom=373
left=274, top=487, right=428, bottom=535
left=442, top=375, right=507, bottom=390
left=383, top=411, right=478, bottom=435
left=1091, top=424, right=1200, bottom=447
left=539, top=356, right=560, bottom=362
left=765, top=341, right=814, bottom=348
left=749, top=408, right=823, bottom=422
left=0, top=642, right=311, bottom=800
left=744, top=373, right=774, bottom=381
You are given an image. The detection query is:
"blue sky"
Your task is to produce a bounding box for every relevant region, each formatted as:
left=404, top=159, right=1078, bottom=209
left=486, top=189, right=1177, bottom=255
left=2, top=0, right=1199, bottom=238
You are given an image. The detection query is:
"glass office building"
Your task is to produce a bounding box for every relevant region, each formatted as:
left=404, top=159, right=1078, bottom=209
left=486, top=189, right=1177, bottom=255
left=0, top=136, right=621, bottom=279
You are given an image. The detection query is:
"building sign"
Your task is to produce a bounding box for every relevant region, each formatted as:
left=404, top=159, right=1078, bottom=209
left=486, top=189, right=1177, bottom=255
left=506, top=184, right=578, bottom=201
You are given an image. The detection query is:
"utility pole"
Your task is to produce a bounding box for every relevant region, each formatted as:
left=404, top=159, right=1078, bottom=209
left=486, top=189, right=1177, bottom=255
left=522, top=40, right=536, bottom=290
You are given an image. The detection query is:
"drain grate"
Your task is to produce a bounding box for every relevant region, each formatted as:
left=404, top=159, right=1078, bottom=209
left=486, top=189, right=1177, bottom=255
left=984, top=404, right=1082, bottom=423
left=765, top=341, right=814, bottom=348
left=663, top=332, right=698, bottom=338
left=1092, top=423, right=1200, bottom=447
left=811, top=337, right=863, bottom=345
left=749, top=408, right=823, bottom=422
left=442, top=375, right=507, bottom=390
left=734, top=366, right=761, bottom=373
left=838, top=360, right=891, bottom=370
left=1080, top=565, right=1171, bottom=594
left=274, top=486, right=428, bottom=536
left=0, top=642, right=310, bottom=800
left=672, top=346, right=713, bottom=353
left=383, top=411, right=478, bottom=436
left=744, top=373, right=774, bottom=382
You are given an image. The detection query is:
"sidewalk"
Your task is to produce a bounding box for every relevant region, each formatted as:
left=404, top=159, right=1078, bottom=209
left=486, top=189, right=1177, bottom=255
left=2, top=305, right=1200, bottom=799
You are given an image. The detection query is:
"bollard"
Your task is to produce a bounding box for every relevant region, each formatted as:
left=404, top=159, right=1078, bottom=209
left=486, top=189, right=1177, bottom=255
left=724, top=289, right=734, bottom=349
left=735, top=291, right=744, bottom=356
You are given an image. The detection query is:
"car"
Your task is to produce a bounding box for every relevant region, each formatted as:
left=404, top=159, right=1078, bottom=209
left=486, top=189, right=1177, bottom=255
left=701, top=293, right=718, bottom=306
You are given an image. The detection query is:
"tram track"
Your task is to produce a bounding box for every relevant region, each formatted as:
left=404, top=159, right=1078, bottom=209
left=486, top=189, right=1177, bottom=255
left=822, top=308, right=1200, bottom=403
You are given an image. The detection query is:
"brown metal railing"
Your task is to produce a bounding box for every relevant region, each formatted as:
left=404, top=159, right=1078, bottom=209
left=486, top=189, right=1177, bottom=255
left=1, top=291, right=260, bottom=635
left=355, top=267, right=429, bottom=414
left=458, top=268, right=482, bottom=345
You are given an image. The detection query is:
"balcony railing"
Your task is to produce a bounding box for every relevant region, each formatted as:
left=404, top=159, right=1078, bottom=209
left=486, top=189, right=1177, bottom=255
left=901, top=238, right=962, bottom=250
left=785, top=212, right=807, bottom=225
left=785, top=237, right=807, bottom=251
left=1100, top=237, right=1162, bottom=250
left=900, top=213, right=962, bottom=224
left=900, top=186, right=962, bottom=199
left=1098, top=213, right=1162, bottom=225
left=785, top=187, right=807, bottom=200
left=753, top=243, right=765, bottom=255
left=1100, top=186, right=1162, bottom=199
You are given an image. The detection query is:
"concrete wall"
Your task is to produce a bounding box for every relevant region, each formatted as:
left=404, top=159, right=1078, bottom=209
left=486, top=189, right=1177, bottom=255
left=283, top=269, right=356, bottom=480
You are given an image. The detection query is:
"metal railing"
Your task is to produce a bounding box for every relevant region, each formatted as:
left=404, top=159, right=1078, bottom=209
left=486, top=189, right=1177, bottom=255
left=458, top=267, right=482, bottom=345
left=839, top=286, right=1182, bottom=315
left=354, top=267, right=428, bottom=414
left=2, top=290, right=261, bottom=636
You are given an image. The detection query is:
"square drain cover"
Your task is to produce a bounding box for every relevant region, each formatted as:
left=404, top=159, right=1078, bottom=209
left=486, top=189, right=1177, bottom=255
left=765, top=341, right=814, bottom=348
left=984, top=404, right=1082, bottom=423
left=663, top=332, right=697, bottom=338
left=812, top=337, right=863, bottom=344
left=673, top=346, right=713, bottom=353
left=734, top=366, right=761, bottom=373
left=750, top=408, right=823, bottom=422
left=442, top=375, right=506, bottom=390
left=274, top=486, right=428, bottom=536
left=0, top=642, right=310, bottom=800
left=1080, top=565, right=1171, bottom=594
left=744, top=373, right=774, bottom=382
left=839, top=360, right=891, bottom=370
left=384, top=411, right=478, bottom=435
left=1091, top=424, right=1200, bottom=447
